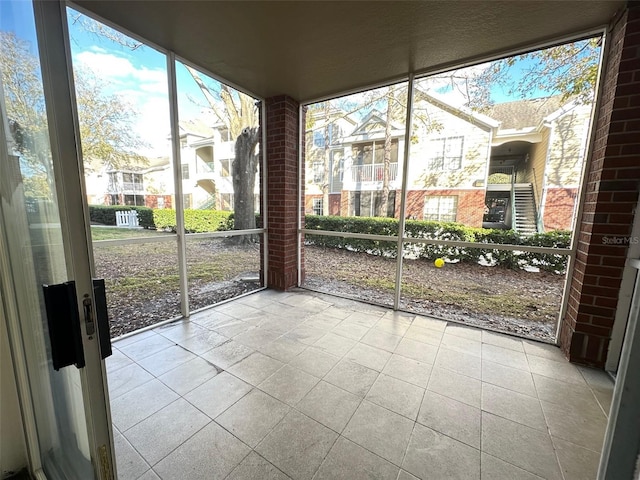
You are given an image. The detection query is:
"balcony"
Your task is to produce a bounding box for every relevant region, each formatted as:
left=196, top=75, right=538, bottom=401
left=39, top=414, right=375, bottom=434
left=108, top=181, right=144, bottom=194
left=351, top=162, right=398, bottom=183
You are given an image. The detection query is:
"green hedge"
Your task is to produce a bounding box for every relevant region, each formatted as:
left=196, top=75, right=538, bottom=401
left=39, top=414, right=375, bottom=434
left=89, top=205, right=154, bottom=229
left=304, top=215, right=571, bottom=273
left=153, top=209, right=233, bottom=233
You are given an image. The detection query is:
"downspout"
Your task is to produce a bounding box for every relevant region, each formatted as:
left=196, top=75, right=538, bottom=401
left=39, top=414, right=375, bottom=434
left=537, top=124, right=555, bottom=233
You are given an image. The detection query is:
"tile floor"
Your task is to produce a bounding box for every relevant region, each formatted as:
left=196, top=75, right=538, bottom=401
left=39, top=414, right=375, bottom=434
left=107, top=289, right=615, bottom=480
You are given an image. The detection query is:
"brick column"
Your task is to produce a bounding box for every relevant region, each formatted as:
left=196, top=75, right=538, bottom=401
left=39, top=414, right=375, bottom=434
left=265, top=96, right=304, bottom=290
left=560, top=4, right=640, bottom=366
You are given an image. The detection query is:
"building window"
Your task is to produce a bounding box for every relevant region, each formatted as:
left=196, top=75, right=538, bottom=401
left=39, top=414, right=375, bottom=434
left=429, top=136, right=464, bottom=171
left=312, top=161, right=324, bottom=184
left=124, top=194, right=145, bottom=206
left=157, top=197, right=165, bottom=209
left=424, top=195, right=458, bottom=222
left=181, top=164, right=190, bottom=180
left=220, top=159, right=232, bottom=177
left=312, top=198, right=323, bottom=215
left=351, top=140, right=399, bottom=182
left=183, top=193, right=192, bottom=209
left=313, top=130, right=325, bottom=148
left=220, top=193, right=234, bottom=211
left=350, top=191, right=396, bottom=217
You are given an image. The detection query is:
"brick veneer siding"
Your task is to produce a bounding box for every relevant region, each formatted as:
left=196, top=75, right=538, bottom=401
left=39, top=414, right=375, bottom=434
left=404, top=189, right=485, bottom=227
left=543, top=187, right=578, bottom=231
left=560, top=4, right=640, bottom=366
left=266, top=96, right=303, bottom=290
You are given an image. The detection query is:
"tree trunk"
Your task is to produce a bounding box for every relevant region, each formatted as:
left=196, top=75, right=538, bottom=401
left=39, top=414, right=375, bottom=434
left=379, top=86, right=394, bottom=217
left=322, top=101, right=330, bottom=215
left=232, top=127, right=259, bottom=242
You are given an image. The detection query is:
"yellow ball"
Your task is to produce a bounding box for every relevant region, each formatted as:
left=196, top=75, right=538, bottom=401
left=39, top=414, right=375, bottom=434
left=434, top=258, right=445, bottom=268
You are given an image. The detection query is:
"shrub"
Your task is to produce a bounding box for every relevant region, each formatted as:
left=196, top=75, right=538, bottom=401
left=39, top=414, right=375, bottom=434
left=304, top=215, right=570, bottom=272
left=89, top=205, right=154, bottom=229
left=153, top=209, right=233, bottom=233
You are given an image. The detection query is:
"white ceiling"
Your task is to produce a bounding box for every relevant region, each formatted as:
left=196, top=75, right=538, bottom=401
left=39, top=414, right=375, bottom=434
left=73, top=0, right=624, bottom=103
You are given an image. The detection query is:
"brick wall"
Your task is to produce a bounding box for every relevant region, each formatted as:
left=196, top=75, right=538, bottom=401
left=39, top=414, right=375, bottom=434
left=543, top=187, right=578, bottom=231
left=266, top=96, right=303, bottom=290
left=560, top=4, right=640, bottom=366
left=404, top=189, right=485, bottom=226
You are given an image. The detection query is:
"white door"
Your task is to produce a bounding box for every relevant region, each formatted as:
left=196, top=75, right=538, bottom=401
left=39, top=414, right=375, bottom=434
left=0, top=1, right=114, bottom=478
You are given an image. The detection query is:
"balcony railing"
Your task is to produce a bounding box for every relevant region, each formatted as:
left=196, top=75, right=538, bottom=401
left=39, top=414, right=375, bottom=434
left=351, top=163, right=398, bottom=183
left=487, top=166, right=514, bottom=184
left=108, top=181, right=144, bottom=193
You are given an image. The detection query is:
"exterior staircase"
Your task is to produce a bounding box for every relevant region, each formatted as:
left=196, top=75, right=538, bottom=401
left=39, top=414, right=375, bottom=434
left=513, top=184, right=538, bottom=236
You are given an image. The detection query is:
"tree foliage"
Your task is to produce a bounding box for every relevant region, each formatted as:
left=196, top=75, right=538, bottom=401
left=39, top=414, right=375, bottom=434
left=0, top=31, right=147, bottom=198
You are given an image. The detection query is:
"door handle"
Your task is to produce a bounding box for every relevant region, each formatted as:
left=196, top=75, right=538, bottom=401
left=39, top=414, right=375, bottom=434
left=93, top=279, right=112, bottom=360
left=42, top=281, right=85, bottom=370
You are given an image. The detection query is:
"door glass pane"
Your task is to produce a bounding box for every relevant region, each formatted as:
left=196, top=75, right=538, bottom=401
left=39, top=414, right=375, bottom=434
left=0, top=2, right=92, bottom=477
left=66, top=7, right=178, bottom=337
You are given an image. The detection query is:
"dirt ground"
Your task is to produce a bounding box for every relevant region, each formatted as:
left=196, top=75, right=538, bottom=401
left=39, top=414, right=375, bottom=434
left=95, top=241, right=564, bottom=341
left=304, top=246, right=564, bottom=341
left=93, top=238, right=261, bottom=337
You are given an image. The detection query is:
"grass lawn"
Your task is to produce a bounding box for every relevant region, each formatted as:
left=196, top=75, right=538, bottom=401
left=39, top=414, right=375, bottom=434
left=90, top=226, right=170, bottom=241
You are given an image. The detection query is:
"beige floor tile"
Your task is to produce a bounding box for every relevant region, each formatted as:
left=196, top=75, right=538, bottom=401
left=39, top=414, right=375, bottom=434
left=577, top=366, right=615, bottom=390
left=332, top=321, right=371, bottom=340
left=201, top=340, right=254, bottom=369
left=111, top=379, right=180, bottom=432
left=256, top=410, right=338, bottom=480
left=527, top=355, right=586, bottom=385
left=481, top=412, right=562, bottom=480
left=482, top=330, right=525, bottom=352
left=227, top=352, right=284, bottom=386
left=106, top=348, right=134, bottom=373
left=286, top=324, right=329, bottom=345
left=533, top=374, right=603, bottom=417
left=428, top=367, right=481, bottom=408
left=119, top=334, right=175, bottom=362
left=394, top=337, right=438, bottom=364
left=137, top=345, right=197, bottom=377
left=343, top=401, right=414, bottom=466
left=593, top=387, right=613, bottom=417
left=313, top=436, right=399, bottom=480
left=481, top=360, right=537, bottom=397
left=417, top=390, right=481, bottom=448
left=234, top=327, right=282, bottom=350
left=109, top=363, right=154, bottom=400
left=482, top=383, right=546, bottom=431
left=258, top=337, right=307, bottom=363
left=184, top=371, right=252, bottom=419
left=325, top=359, right=380, bottom=397
left=441, top=333, right=482, bottom=357
left=157, top=357, right=219, bottom=396
left=344, top=343, right=392, bottom=371
left=403, top=423, right=480, bottom=480
left=553, top=437, right=600, bottom=480
left=154, top=422, right=250, bottom=480
left=404, top=325, right=443, bottom=346
left=296, top=381, right=361, bottom=433
left=288, top=346, right=340, bottom=378
left=155, top=321, right=207, bottom=342
left=434, top=347, right=481, bottom=379
left=397, top=470, right=420, bottom=480
left=360, top=329, right=403, bottom=352
left=114, top=429, right=150, bottom=480
left=226, top=452, right=291, bottom=480
left=541, top=400, right=607, bottom=452
left=314, top=332, right=358, bottom=357
left=446, top=324, right=483, bottom=341
left=522, top=340, right=566, bottom=362
left=382, top=354, right=431, bottom=388
left=482, top=343, right=529, bottom=371
left=175, top=330, right=228, bottom=355
left=215, top=389, right=290, bottom=447
left=365, top=374, right=424, bottom=420
left=480, top=453, right=544, bottom=480
left=123, top=398, right=210, bottom=466
left=412, top=315, right=447, bottom=332
left=137, top=468, right=161, bottom=480
left=259, top=365, right=319, bottom=405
